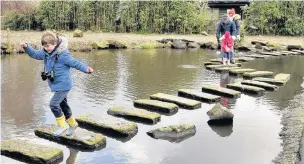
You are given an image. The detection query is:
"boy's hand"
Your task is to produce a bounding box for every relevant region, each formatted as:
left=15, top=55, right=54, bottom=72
left=21, top=43, right=27, bottom=48
left=87, top=67, right=93, bottom=74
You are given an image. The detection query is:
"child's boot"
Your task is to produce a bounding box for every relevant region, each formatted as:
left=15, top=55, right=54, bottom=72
left=53, top=115, right=68, bottom=137
left=223, top=58, right=227, bottom=65
left=227, top=59, right=231, bottom=65
left=66, top=116, right=78, bottom=136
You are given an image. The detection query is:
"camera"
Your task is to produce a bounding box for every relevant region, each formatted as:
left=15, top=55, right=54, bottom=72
left=41, top=71, right=54, bottom=82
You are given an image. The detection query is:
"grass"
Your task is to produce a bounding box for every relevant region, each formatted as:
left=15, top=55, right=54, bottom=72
left=2, top=30, right=304, bottom=52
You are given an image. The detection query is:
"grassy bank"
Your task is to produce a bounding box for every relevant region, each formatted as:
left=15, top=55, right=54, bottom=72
left=1, top=30, right=304, bottom=53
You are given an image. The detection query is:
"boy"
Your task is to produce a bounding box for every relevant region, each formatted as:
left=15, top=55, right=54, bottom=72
left=22, top=31, right=93, bottom=136
left=221, top=31, right=234, bottom=65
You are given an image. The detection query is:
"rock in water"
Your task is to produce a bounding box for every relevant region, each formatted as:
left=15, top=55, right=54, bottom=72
left=172, top=40, right=187, bottom=49
left=147, top=124, right=196, bottom=143
left=207, top=104, right=234, bottom=125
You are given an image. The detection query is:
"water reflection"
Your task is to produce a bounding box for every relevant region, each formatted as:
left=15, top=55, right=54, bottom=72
left=208, top=124, right=233, bottom=137
left=66, top=148, right=79, bottom=164
left=3, top=49, right=304, bottom=164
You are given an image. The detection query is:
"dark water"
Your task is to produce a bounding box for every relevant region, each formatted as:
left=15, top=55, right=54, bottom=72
left=2, top=49, right=304, bottom=164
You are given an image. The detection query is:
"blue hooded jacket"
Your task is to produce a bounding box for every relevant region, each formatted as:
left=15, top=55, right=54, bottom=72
left=216, top=20, right=237, bottom=40
left=24, top=36, right=88, bottom=92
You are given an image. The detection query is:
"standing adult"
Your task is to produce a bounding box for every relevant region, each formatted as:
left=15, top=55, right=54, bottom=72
left=216, top=14, right=236, bottom=63
left=228, top=8, right=241, bottom=42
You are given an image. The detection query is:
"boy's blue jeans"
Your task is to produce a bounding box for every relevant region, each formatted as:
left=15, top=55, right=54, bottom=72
left=49, top=91, right=72, bottom=119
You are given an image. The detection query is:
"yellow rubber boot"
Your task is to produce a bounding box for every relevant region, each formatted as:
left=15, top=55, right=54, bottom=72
left=66, top=116, right=78, bottom=136
left=53, top=115, right=68, bottom=136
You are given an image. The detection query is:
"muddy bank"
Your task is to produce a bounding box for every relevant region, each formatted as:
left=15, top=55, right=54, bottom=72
left=1, top=30, right=303, bottom=54
left=273, top=93, right=304, bottom=164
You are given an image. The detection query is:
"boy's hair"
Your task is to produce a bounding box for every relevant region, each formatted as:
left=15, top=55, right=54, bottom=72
left=41, top=31, right=58, bottom=46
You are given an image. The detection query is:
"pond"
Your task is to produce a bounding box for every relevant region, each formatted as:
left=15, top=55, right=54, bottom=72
left=2, top=48, right=304, bottom=164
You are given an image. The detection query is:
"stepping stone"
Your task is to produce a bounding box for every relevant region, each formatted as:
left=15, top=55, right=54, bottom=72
left=210, top=58, right=222, bottom=63
left=226, top=83, right=265, bottom=95
left=107, top=106, right=161, bottom=124
left=34, top=125, right=106, bottom=151
left=274, top=73, right=290, bottom=83
left=245, top=54, right=271, bottom=59
left=229, top=68, right=256, bottom=75
left=252, top=77, right=285, bottom=85
left=204, top=61, right=221, bottom=66
left=214, top=66, right=240, bottom=72
left=291, top=49, right=304, bottom=55
left=76, top=114, right=138, bottom=138
left=1, top=139, right=63, bottom=164
left=281, top=51, right=299, bottom=55
left=201, top=85, right=241, bottom=98
left=206, top=64, right=240, bottom=70
left=177, top=89, right=221, bottom=103
left=243, top=71, right=274, bottom=78
left=235, top=57, right=255, bottom=62
left=147, top=124, right=196, bottom=143
left=133, top=99, right=178, bottom=114
left=207, top=104, right=234, bottom=125
left=259, top=51, right=281, bottom=56
left=150, top=93, right=201, bottom=109
left=241, top=80, right=279, bottom=91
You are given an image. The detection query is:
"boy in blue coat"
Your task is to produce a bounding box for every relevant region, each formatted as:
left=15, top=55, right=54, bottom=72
left=22, top=31, right=93, bottom=136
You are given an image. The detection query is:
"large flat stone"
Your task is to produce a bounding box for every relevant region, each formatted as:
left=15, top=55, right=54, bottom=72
left=214, top=66, right=240, bottom=72
left=1, top=139, right=63, bottom=164
left=252, top=77, right=285, bottom=85
left=243, top=71, right=274, bottom=78
left=76, top=114, right=138, bottom=138
left=134, top=99, right=178, bottom=114
left=274, top=73, right=290, bottom=84
left=281, top=51, right=299, bottom=55
left=150, top=93, right=201, bottom=109
left=241, top=80, right=279, bottom=91
left=147, top=124, right=196, bottom=143
left=177, top=89, right=221, bottom=103
left=201, top=85, right=241, bottom=98
left=229, top=68, right=256, bottom=75
left=206, top=64, right=240, bottom=70
left=259, top=51, right=281, bottom=56
left=291, top=49, right=304, bottom=55
left=107, top=106, right=161, bottom=124
left=210, top=58, right=222, bottom=63
left=235, top=57, right=255, bottom=62
left=245, top=54, right=270, bottom=59
left=226, top=83, right=265, bottom=96
left=34, top=125, right=106, bottom=151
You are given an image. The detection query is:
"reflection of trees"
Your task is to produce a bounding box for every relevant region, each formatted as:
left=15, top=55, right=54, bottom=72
left=244, top=56, right=304, bottom=110
left=123, top=49, right=207, bottom=99
left=1, top=54, right=44, bottom=139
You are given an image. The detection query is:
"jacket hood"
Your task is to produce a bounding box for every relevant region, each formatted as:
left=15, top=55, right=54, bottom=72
left=233, top=14, right=241, bottom=20
left=57, top=36, right=68, bottom=54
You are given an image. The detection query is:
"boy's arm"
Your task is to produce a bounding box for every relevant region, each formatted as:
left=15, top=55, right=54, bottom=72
left=24, top=44, right=45, bottom=60
left=64, top=54, right=88, bottom=73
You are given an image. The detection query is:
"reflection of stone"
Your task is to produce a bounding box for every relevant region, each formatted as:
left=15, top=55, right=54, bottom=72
left=208, top=123, right=233, bottom=137
left=66, top=148, right=79, bottom=164
left=147, top=124, right=196, bottom=143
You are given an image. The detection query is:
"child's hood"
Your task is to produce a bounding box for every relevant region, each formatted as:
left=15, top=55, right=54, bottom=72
left=57, top=36, right=68, bottom=54
left=233, top=14, right=241, bottom=20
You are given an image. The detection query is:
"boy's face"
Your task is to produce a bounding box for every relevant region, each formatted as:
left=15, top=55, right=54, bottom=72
left=43, top=43, right=56, bottom=53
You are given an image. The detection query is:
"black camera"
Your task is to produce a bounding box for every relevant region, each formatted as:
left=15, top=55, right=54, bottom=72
left=41, top=71, right=54, bottom=82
